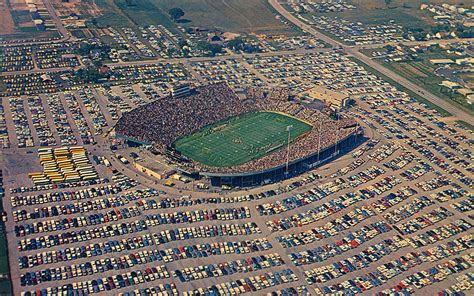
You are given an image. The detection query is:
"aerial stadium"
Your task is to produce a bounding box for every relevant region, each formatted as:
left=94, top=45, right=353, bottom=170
left=115, top=83, right=360, bottom=187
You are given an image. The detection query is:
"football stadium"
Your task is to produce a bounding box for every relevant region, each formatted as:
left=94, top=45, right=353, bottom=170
left=115, top=83, right=360, bottom=187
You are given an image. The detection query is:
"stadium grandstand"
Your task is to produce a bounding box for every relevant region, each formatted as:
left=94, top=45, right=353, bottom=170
left=115, top=83, right=360, bottom=186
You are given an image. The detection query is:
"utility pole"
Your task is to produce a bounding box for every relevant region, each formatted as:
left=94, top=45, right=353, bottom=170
left=285, top=125, right=293, bottom=174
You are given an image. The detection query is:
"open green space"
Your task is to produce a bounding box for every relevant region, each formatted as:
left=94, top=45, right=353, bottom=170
left=93, top=0, right=135, bottom=28
left=96, top=0, right=292, bottom=34
left=455, top=120, right=474, bottom=132
left=174, top=111, right=312, bottom=167
left=348, top=57, right=453, bottom=117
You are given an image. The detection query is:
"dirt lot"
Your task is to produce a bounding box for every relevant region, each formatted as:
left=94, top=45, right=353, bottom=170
left=0, top=0, right=15, bottom=35
left=51, top=0, right=102, bottom=18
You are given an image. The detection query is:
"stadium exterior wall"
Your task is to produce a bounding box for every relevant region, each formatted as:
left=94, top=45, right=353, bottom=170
left=201, top=133, right=360, bottom=187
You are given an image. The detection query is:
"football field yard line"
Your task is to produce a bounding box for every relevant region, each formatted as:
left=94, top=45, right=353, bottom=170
left=174, top=112, right=312, bottom=167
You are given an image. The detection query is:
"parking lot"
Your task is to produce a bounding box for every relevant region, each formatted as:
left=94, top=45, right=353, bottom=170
left=0, top=48, right=472, bottom=296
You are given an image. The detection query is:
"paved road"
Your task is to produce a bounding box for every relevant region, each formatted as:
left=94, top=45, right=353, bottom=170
left=105, top=47, right=332, bottom=68
left=351, top=38, right=474, bottom=50
left=268, top=0, right=473, bottom=125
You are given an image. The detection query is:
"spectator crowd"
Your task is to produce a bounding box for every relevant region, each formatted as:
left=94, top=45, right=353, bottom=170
left=115, top=83, right=356, bottom=173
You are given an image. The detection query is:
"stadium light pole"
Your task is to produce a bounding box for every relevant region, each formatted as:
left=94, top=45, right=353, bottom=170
left=334, top=110, right=340, bottom=155
left=285, top=125, right=293, bottom=175
left=317, top=117, right=322, bottom=162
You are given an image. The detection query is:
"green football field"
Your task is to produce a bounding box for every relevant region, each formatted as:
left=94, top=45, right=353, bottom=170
left=174, top=111, right=312, bottom=167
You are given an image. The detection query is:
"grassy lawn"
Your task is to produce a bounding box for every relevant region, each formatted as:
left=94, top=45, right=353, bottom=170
left=174, top=111, right=312, bottom=167
left=455, top=120, right=474, bottom=132
left=348, top=56, right=452, bottom=117
left=114, top=0, right=180, bottom=32
left=93, top=0, right=135, bottom=28
left=149, top=0, right=294, bottom=35
left=93, top=0, right=295, bottom=35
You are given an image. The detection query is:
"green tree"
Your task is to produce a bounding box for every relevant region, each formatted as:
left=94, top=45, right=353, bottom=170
left=227, top=37, right=244, bottom=51
left=197, top=41, right=222, bottom=56
left=169, top=7, right=185, bottom=21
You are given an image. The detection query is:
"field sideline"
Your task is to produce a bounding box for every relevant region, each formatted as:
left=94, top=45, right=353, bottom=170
left=174, top=111, right=312, bottom=167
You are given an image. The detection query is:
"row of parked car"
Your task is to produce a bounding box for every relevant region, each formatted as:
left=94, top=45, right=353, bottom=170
left=383, top=150, right=415, bottom=171
left=315, top=239, right=472, bottom=294
left=77, top=88, right=107, bottom=133
left=268, top=286, right=310, bottom=296
left=21, top=245, right=173, bottom=285
left=369, top=187, right=417, bottom=214
left=431, top=188, right=468, bottom=203
left=9, top=97, right=34, bottom=148
left=0, top=103, right=9, bottom=148
left=377, top=256, right=472, bottom=296
left=144, top=207, right=251, bottom=225
left=19, top=237, right=273, bottom=269
left=27, top=96, right=56, bottom=147
left=15, top=205, right=141, bottom=237
left=400, top=161, right=432, bottom=181
left=9, top=177, right=110, bottom=195
left=415, top=174, right=453, bottom=192
left=347, top=165, right=385, bottom=187
left=266, top=185, right=416, bottom=233
left=10, top=183, right=129, bottom=208
left=12, top=187, right=154, bottom=221
left=116, top=282, right=179, bottom=296
left=393, top=207, right=453, bottom=235
left=407, top=139, right=471, bottom=188
left=63, top=93, right=95, bottom=145
left=435, top=272, right=473, bottom=296
left=14, top=204, right=250, bottom=237
left=46, top=94, right=78, bottom=146
left=450, top=199, right=474, bottom=214
left=124, top=175, right=318, bottom=211
left=288, top=222, right=394, bottom=265
left=18, top=222, right=261, bottom=252
left=174, top=253, right=284, bottom=282
left=183, top=269, right=299, bottom=296
left=367, top=142, right=400, bottom=163
left=407, top=219, right=472, bottom=249
left=256, top=187, right=328, bottom=216
left=330, top=158, right=366, bottom=178
left=266, top=192, right=365, bottom=233
left=22, top=265, right=170, bottom=294
left=383, top=195, right=434, bottom=224
left=304, top=235, right=408, bottom=284
left=276, top=206, right=376, bottom=248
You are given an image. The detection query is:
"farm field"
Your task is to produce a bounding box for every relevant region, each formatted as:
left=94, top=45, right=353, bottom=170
left=174, top=111, right=312, bottom=168
left=120, top=0, right=294, bottom=35
left=0, top=0, right=15, bottom=35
